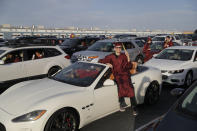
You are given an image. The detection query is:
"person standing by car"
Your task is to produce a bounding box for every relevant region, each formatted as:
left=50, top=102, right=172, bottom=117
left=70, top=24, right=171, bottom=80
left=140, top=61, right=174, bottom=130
left=164, top=36, right=173, bottom=48
left=143, top=37, right=152, bottom=62
left=98, top=42, right=138, bottom=115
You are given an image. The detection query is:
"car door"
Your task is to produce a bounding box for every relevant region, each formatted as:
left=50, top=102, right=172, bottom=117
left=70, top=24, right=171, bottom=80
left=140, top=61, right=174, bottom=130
left=0, top=50, right=25, bottom=82
left=92, top=69, right=119, bottom=118
left=123, top=42, right=138, bottom=61
left=23, top=48, right=49, bottom=78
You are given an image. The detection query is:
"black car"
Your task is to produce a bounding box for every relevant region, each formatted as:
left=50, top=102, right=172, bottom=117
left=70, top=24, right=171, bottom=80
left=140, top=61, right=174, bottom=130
left=59, top=37, right=100, bottom=56
left=113, top=34, right=137, bottom=39
left=138, top=81, right=197, bottom=131
left=0, top=38, right=8, bottom=47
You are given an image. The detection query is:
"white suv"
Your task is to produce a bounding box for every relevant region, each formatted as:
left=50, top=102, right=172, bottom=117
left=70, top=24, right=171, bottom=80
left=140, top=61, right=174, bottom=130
left=0, top=45, right=71, bottom=84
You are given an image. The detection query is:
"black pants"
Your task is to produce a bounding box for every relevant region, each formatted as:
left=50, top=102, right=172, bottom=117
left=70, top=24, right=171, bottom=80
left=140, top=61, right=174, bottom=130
left=119, top=97, right=137, bottom=108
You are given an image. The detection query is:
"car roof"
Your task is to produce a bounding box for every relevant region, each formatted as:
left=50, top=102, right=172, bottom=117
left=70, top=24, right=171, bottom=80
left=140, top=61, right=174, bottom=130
left=167, top=46, right=197, bottom=50
left=0, top=45, right=60, bottom=52
left=97, top=38, right=137, bottom=43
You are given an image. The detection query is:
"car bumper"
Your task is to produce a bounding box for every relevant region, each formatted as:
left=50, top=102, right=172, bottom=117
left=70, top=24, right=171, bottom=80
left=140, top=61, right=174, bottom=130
left=161, top=72, right=186, bottom=86
left=0, top=109, right=44, bottom=131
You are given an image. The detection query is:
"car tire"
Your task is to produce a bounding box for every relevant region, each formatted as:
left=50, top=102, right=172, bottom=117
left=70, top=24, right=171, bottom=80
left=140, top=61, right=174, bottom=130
left=44, top=108, right=79, bottom=131
left=184, top=71, right=193, bottom=88
left=145, top=81, right=160, bottom=105
left=48, top=66, right=62, bottom=77
left=135, top=55, right=144, bottom=64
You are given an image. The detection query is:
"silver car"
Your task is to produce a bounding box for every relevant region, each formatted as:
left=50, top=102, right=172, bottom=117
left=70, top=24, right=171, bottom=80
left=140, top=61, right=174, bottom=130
left=71, top=38, right=144, bottom=64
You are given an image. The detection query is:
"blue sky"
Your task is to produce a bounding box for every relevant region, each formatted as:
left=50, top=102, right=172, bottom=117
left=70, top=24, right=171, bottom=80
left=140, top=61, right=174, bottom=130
left=0, top=0, right=196, bottom=31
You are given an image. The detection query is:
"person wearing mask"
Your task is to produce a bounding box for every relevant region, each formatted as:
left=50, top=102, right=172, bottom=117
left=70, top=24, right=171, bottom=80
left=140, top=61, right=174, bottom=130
left=98, top=42, right=138, bottom=115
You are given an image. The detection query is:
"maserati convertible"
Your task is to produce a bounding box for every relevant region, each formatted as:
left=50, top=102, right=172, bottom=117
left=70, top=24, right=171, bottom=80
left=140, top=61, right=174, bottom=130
left=0, top=62, right=162, bottom=131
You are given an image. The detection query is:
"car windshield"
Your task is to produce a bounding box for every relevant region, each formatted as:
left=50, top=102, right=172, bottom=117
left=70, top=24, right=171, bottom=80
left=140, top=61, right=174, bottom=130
left=61, top=39, right=80, bottom=46
left=87, top=42, right=114, bottom=52
left=150, top=42, right=164, bottom=51
left=152, top=37, right=165, bottom=41
left=0, top=50, right=5, bottom=55
left=176, top=85, right=197, bottom=118
left=52, top=62, right=105, bottom=87
left=155, top=49, right=194, bottom=61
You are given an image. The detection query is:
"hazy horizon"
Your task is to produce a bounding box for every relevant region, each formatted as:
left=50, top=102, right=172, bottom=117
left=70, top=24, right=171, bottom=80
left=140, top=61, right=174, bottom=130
left=0, top=0, right=197, bottom=31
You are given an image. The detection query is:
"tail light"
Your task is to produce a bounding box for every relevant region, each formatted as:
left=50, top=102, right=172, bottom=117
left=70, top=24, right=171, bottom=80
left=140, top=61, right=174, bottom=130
left=65, top=55, right=70, bottom=59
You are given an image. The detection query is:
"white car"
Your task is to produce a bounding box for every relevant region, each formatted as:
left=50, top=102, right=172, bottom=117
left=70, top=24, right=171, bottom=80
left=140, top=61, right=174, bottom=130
left=0, top=45, right=71, bottom=84
left=0, top=62, right=162, bottom=131
left=144, top=46, right=197, bottom=87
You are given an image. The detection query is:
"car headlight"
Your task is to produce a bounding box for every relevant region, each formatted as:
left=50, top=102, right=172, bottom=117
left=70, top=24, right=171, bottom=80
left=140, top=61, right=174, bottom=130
left=168, top=69, right=184, bottom=74
left=12, top=110, right=46, bottom=122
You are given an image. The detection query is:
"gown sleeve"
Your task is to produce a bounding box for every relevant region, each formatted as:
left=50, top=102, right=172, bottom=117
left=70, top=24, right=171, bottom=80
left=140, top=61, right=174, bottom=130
left=98, top=54, right=112, bottom=64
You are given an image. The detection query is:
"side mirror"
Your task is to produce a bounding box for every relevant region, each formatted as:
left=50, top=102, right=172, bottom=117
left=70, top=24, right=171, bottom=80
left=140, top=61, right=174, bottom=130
left=153, top=54, right=158, bottom=58
left=0, top=60, right=4, bottom=65
left=103, top=79, right=115, bottom=86
left=170, top=88, right=185, bottom=98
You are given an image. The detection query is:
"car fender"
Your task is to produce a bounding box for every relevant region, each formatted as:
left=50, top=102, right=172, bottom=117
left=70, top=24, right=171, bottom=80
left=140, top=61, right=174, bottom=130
left=27, top=90, right=94, bottom=129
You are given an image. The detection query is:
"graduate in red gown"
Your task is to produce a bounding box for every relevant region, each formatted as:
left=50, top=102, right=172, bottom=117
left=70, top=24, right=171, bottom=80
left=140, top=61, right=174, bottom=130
left=98, top=42, right=138, bottom=115
left=164, top=36, right=173, bottom=48
left=143, top=37, right=153, bottom=62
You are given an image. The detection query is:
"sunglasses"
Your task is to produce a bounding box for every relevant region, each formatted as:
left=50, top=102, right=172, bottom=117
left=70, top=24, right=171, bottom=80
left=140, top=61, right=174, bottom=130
left=115, top=46, right=122, bottom=49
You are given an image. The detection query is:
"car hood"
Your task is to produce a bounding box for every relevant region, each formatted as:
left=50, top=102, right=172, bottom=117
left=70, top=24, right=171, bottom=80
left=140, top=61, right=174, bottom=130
left=144, top=58, right=189, bottom=70
left=0, top=78, right=85, bottom=115
left=157, top=111, right=197, bottom=131
left=73, top=50, right=110, bottom=58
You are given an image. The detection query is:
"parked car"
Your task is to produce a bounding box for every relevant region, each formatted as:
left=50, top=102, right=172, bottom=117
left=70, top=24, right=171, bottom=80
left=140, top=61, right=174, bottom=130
left=59, top=37, right=100, bottom=56
left=0, top=61, right=162, bottom=131
left=152, top=35, right=183, bottom=45
left=71, top=38, right=144, bottom=64
left=144, top=41, right=180, bottom=62
left=13, top=36, right=60, bottom=45
left=0, top=38, right=8, bottom=47
left=144, top=46, right=197, bottom=87
left=136, top=81, right=197, bottom=131
left=0, top=44, right=71, bottom=86
left=113, top=34, right=137, bottom=39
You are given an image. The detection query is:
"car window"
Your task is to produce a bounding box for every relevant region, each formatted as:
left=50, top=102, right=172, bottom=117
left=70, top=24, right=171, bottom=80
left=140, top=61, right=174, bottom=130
left=26, top=48, right=45, bottom=60
left=52, top=62, right=105, bottom=87
left=135, top=40, right=144, bottom=47
left=156, top=49, right=194, bottom=61
left=44, top=48, right=62, bottom=57
left=1, top=50, right=24, bottom=64
left=194, top=51, right=197, bottom=61
left=175, top=36, right=180, bottom=40
left=176, top=85, right=197, bottom=118
left=87, top=42, right=114, bottom=52
left=152, top=37, right=165, bottom=41
left=150, top=42, right=164, bottom=51
left=61, top=39, right=80, bottom=47
left=122, top=42, right=135, bottom=49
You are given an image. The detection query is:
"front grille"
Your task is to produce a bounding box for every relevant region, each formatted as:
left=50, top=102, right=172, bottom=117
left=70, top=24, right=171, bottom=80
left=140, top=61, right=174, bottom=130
left=0, top=123, right=6, bottom=131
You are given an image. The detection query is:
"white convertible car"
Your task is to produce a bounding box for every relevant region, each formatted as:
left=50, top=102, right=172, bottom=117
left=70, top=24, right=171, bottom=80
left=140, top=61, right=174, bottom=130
left=145, top=46, right=197, bottom=87
left=0, top=62, right=162, bottom=131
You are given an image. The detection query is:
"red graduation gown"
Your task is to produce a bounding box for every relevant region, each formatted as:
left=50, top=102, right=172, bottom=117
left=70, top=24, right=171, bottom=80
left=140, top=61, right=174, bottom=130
left=99, top=53, right=135, bottom=98
left=143, top=43, right=152, bottom=62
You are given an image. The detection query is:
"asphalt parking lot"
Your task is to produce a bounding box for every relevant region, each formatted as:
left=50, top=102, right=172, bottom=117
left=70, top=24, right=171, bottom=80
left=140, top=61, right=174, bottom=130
left=80, top=84, right=178, bottom=131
